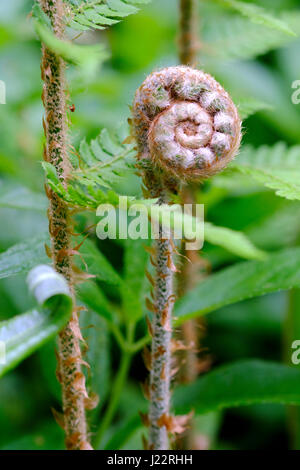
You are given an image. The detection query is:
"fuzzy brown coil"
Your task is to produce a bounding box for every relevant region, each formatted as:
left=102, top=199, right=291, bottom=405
left=132, top=66, right=241, bottom=181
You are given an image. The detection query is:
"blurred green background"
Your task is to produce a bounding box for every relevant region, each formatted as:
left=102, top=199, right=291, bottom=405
left=1, top=0, right=300, bottom=450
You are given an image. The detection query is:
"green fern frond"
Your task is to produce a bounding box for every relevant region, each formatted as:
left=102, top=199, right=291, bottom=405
left=203, top=11, right=300, bottom=60
left=43, top=126, right=136, bottom=208
left=213, top=0, right=296, bottom=36
left=65, top=0, right=152, bottom=31
left=42, top=160, right=114, bottom=208
left=237, top=98, right=273, bottom=120
left=74, top=128, right=135, bottom=186
left=32, top=3, right=108, bottom=71
left=42, top=131, right=265, bottom=260
left=229, top=143, right=300, bottom=200
left=237, top=143, right=300, bottom=170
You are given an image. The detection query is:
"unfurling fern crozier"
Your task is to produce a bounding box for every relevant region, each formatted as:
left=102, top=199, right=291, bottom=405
left=132, top=66, right=241, bottom=450
left=133, top=66, right=241, bottom=182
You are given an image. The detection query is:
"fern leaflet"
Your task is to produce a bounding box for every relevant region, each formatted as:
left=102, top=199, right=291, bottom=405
left=224, top=143, right=300, bottom=201
left=65, top=0, right=152, bottom=31
left=43, top=127, right=136, bottom=208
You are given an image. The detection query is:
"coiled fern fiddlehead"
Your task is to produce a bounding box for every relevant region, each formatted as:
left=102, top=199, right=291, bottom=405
left=132, top=66, right=241, bottom=450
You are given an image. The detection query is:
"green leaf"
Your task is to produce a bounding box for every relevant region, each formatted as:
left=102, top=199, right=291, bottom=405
left=174, top=360, right=300, bottom=415
left=41, top=162, right=63, bottom=188
left=43, top=127, right=136, bottom=209
left=77, top=280, right=113, bottom=322
left=237, top=98, right=273, bottom=120
left=36, top=22, right=108, bottom=70
left=107, top=202, right=264, bottom=261
left=32, top=2, right=52, bottom=29
left=44, top=161, right=264, bottom=261
left=80, top=310, right=110, bottom=413
left=175, top=247, right=300, bottom=324
left=233, top=165, right=300, bottom=201
left=214, top=0, right=296, bottom=36
left=247, top=203, right=300, bottom=251
left=232, top=143, right=300, bottom=200
left=236, top=143, right=300, bottom=170
left=1, top=421, right=64, bottom=450
left=121, top=239, right=150, bottom=322
left=0, top=182, right=47, bottom=211
left=73, top=127, right=135, bottom=190
left=80, top=139, right=99, bottom=167
left=67, top=0, right=151, bottom=31
left=107, top=0, right=138, bottom=15
left=203, top=11, right=300, bottom=60
left=77, top=239, right=122, bottom=285
left=104, top=414, right=141, bottom=450
left=205, top=222, right=266, bottom=261
left=104, top=360, right=300, bottom=442
left=44, top=146, right=264, bottom=262
left=0, top=234, right=48, bottom=279
left=38, top=339, right=61, bottom=401
left=126, top=0, right=151, bottom=4
left=83, top=10, right=119, bottom=27
left=33, top=4, right=108, bottom=72
left=0, top=234, right=121, bottom=292
left=42, top=162, right=106, bottom=208
left=0, top=265, right=72, bottom=377
left=44, top=163, right=263, bottom=260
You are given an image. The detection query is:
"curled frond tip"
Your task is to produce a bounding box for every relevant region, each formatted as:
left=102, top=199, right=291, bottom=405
left=132, top=66, right=242, bottom=181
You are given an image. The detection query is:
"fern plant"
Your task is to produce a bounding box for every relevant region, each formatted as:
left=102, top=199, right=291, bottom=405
left=43, top=128, right=135, bottom=208
left=64, top=0, right=152, bottom=31
left=3, top=0, right=300, bottom=453
left=32, top=0, right=154, bottom=451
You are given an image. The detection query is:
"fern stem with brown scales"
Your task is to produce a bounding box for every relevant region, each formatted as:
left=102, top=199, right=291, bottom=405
left=39, top=0, right=90, bottom=450
left=132, top=66, right=241, bottom=450
left=148, top=191, right=175, bottom=450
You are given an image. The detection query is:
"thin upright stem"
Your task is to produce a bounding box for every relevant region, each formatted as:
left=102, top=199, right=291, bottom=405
left=93, top=323, right=135, bottom=448
left=149, top=193, right=174, bottom=450
left=178, top=1, right=205, bottom=449
left=179, top=0, right=198, bottom=65
left=94, top=352, right=132, bottom=449
left=177, top=185, right=203, bottom=385
left=40, top=0, right=90, bottom=450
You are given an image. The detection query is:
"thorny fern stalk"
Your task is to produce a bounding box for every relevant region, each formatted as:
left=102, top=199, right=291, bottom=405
left=39, top=0, right=91, bottom=450
left=149, top=189, right=175, bottom=450
left=132, top=66, right=242, bottom=449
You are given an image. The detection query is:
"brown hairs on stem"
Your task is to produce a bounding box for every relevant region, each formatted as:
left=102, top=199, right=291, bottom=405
left=39, top=0, right=92, bottom=450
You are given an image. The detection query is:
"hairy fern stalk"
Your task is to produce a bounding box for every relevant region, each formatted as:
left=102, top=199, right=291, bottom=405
left=148, top=191, right=175, bottom=450
left=132, top=66, right=242, bottom=449
left=40, top=0, right=90, bottom=450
